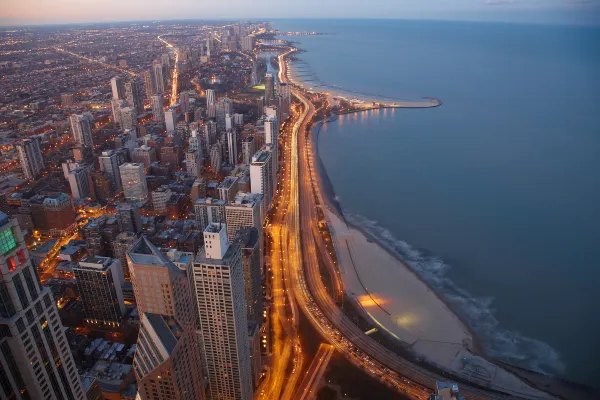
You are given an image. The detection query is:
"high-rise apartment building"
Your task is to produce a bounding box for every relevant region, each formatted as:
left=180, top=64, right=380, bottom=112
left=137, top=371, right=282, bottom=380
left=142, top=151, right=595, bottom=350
left=218, top=176, right=239, bottom=203
left=111, top=76, right=126, bottom=100
left=16, top=136, right=44, bottom=180
left=250, top=146, right=274, bottom=211
left=185, top=148, right=202, bottom=178
left=127, top=237, right=205, bottom=400
left=111, top=231, right=138, bottom=277
left=241, top=36, right=254, bottom=52
left=66, top=164, right=91, bottom=200
left=73, top=256, right=125, bottom=326
left=227, top=129, right=238, bottom=165
left=116, top=202, right=143, bottom=234
left=224, top=191, right=263, bottom=246
left=264, top=73, right=274, bottom=101
left=151, top=95, right=164, bottom=122
left=165, top=109, right=177, bottom=132
left=264, top=115, right=278, bottom=168
left=234, top=227, right=262, bottom=323
left=119, top=163, right=148, bottom=201
left=194, top=198, right=226, bottom=230
left=70, top=113, right=94, bottom=148
left=0, top=213, right=86, bottom=400
left=191, top=224, right=253, bottom=400
left=120, top=107, right=137, bottom=130
left=99, top=149, right=126, bottom=190
left=143, top=69, right=157, bottom=99
left=241, top=137, right=256, bottom=166
left=125, top=78, right=145, bottom=114
left=152, top=62, right=167, bottom=94
left=210, top=143, right=222, bottom=173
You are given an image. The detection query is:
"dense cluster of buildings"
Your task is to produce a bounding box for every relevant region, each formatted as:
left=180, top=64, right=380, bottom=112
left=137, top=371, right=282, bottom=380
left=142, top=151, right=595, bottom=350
left=0, top=20, right=295, bottom=400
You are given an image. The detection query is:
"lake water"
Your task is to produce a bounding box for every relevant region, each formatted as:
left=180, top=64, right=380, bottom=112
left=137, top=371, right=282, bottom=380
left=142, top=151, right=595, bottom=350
left=272, top=18, right=600, bottom=386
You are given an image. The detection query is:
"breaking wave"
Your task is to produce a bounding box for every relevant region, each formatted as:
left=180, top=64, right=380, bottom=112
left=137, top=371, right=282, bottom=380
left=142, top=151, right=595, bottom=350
left=343, top=210, right=566, bottom=376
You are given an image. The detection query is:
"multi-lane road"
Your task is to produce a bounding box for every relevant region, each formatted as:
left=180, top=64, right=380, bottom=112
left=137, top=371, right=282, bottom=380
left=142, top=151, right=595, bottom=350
left=273, top=47, right=551, bottom=400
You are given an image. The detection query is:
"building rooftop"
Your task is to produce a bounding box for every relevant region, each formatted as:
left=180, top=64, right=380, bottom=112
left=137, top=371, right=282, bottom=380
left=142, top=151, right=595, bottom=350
left=218, top=176, right=238, bottom=190
left=144, top=313, right=182, bottom=354
left=195, top=197, right=226, bottom=206
left=195, top=241, right=240, bottom=266
left=127, top=236, right=180, bottom=273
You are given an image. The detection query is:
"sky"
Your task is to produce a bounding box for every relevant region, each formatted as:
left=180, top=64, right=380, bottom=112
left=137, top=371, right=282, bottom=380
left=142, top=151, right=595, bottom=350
left=1, top=0, right=599, bottom=26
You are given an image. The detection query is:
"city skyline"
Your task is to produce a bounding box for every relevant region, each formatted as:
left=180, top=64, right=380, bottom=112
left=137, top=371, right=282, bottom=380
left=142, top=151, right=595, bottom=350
left=2, top=0, right=600, bottom=26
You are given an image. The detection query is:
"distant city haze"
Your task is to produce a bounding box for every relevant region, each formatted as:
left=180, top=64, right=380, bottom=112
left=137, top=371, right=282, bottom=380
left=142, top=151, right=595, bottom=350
left=2, top=0, right=600, bottom=26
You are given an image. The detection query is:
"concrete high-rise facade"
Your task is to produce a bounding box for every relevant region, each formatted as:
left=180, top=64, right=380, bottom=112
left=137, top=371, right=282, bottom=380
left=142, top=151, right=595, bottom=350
left=264, top=115, right=278, bottom=168
left=128, top=237, right=205, bottom=400
left=66, top=164, right=91, bottom=200
left=143, top=69, right=157, bottom=99
left=151, top=95, right=164, bottom=122
left=152, top=62, right=167, bottom=94
left=234, top=227, right=262, bottom=323
left=264, top=73, right=274, bottom=101
left=185, top=148, right=202, bottom=178
left=227, top=129, right=238, bottom=165
left=241, top=36, right=254, bottom=52
left=120, top=106, right=137, bottom=130
left=165, top=109, right=177, bottom=132
left=70, top=113, right=94, bottom=148
left=194, top=198, right=226, bottom=230
left=116, top=202, right=143, bottom=234
left=224, top=191, right=263, bottom=244
left=111, top=76, right=126, bottom=100
left=191, top=224, right=253, bottom=400
left=119, top=163, right=148, bottom=201
left=16, top=136, right=44, bottom=180
left=241, top=137, right=255, bottom=166
left=125, top=78, right=145, bottom=114
left=73, top=256, right=125, bottom=326
left=111, top=231, right=138, bottom=277
left=250, top=147, right=274, bottom=211
left=99, top=149, right=126, bottom=190
left=210, top=143, right=222, bottom=173
left=218, top=176, right=239, bottom=203
left=0, top=213, right=86, bottom=400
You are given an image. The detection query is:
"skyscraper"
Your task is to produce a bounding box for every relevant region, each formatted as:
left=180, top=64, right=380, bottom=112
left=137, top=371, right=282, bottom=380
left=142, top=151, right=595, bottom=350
left=242, top=137, right=256, bottom=166
left=120, top=107, right=137, bottom=130
left=128, top=237, right=205, bottom=400
left=194, top=197, right=226, bottom=229
left=125, top=78, right=145, bottom=114
left=16, top=136, right=44, bottom=180
left=119, top=163, right=148, bottom=201
left=165, top=109, right=177, bottom=132
left=210, top=143, right=222, bottom=173
left=191, top=224, right=253, bottom=400
left=185, top=148, right=202, bottom=178
left=99, top=149, right=126, bottom=190
left=264, top=73, right=274, bottom=101
left=264, top=115, right=278, bottom=168
left=233, top=226, right=262, bottom=323
left=153, top=61, right=167, bottom=93
left=143, top=69, right=157, bottom=99
left=111, top=76, right=126, bottom=100
left=73, top=256, right=125, bottom=326
left=241, top=36, right=254, bottom=52
left=0, top=213, right=86, bottom=400
left=70, top=113, right=94, bottom=148
left=65, top=163, right=91, bottom=200
left=218, top=176, right=239, bottom=203
left=151, top=95, right=164, bottom=122
left=111, top=99, right=128, bottom=126
left=116, top=203, right=143, bottom=234
left=250, top=146, right=274, bottom=211
left=224, top=191, right=263, bottom=245
left=227, top=129, right=238, bottom=165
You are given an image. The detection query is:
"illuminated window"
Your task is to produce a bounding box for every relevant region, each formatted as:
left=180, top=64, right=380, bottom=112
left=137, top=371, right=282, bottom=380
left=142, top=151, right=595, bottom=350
left=0, top=229, right=17, bottom=255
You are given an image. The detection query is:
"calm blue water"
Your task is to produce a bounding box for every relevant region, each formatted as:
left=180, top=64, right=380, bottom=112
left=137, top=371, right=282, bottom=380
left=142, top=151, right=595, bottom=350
left=273, top=19, right=600, bottom=386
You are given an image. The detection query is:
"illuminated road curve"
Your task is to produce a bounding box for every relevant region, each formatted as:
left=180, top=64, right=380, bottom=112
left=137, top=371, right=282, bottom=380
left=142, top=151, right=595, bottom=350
left=55, top=47, right=135, bottom=76
left=276, top=47, right=550, bottom=399
left=293, top=343, right=335, bottom=400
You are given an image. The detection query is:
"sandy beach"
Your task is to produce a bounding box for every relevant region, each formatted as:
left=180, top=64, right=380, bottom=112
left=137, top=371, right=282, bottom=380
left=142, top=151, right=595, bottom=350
left=310, top=117, right=554, bottom=399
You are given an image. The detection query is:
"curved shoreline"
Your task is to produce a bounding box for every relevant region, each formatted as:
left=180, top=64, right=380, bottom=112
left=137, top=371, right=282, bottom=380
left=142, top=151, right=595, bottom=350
left=311, top=115, right=482, bottom=354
